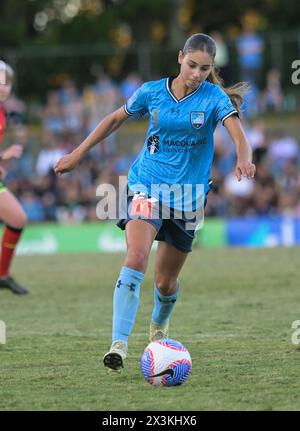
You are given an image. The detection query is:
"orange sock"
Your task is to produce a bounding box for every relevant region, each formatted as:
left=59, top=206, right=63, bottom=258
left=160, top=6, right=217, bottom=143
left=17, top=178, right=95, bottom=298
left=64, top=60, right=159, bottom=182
left=0, top=225, right=23, bottom=278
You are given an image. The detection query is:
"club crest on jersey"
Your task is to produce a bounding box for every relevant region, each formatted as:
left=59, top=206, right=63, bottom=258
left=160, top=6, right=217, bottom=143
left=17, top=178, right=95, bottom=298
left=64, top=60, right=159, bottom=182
left=190, top=112, right=205, bottom=129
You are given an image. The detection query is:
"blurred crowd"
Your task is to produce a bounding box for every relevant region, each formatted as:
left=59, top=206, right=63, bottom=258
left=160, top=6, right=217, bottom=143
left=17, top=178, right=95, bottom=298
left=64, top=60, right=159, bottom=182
left=207, top=120, right=300, bottom=217
left=3, top=70, right=144, bottom=223
left=2, top=28, right=300, bottom=222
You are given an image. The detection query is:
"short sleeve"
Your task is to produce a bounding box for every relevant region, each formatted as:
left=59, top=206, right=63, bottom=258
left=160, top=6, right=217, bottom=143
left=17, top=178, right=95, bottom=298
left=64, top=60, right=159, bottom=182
left=214, top=87, right=239, bottom=126
left=124, top=83, right=149, bottom=117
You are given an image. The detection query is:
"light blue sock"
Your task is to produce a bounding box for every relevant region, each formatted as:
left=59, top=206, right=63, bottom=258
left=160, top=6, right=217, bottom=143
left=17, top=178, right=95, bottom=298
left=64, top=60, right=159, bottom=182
left=112, top=266, right=144, bottom=343
left=151, top=282, right=179, bottom=326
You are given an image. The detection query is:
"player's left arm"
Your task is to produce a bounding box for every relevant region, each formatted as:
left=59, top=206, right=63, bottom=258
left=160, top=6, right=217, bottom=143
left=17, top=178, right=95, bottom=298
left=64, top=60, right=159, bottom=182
left=0, top=144, right=23, bottom=161
left=223, top=115, right=256, bottom=181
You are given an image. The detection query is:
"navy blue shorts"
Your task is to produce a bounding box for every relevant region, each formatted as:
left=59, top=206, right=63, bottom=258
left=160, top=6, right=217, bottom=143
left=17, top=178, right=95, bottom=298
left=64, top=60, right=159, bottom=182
left=116, top=189, right=209, bottom=253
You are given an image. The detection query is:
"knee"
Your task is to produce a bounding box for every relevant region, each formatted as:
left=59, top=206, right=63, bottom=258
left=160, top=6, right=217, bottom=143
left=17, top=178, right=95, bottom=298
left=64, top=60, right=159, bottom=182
left=15, top=210, right=27, bottom=229
left=155, top=276, right=178, bottom=295
left=125, top=248, right=149, bottom=273
left=19, top=211, right=28, bottom=228
left=9, top=210, right=27, bottom=230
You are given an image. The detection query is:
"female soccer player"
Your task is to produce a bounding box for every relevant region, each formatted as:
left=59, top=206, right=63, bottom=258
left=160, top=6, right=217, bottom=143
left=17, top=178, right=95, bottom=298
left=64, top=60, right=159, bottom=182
left=54, top=34, right=256, bottom=372
left=0, top=61, right=29, bottom=294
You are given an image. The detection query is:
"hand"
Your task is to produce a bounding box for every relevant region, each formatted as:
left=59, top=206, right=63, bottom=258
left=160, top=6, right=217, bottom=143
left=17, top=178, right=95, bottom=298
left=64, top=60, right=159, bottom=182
left=1, top=144, right=23, bottom=161
left=235, top=160, right=256, bottom=182
left=54, top=152, right=81, bottom=175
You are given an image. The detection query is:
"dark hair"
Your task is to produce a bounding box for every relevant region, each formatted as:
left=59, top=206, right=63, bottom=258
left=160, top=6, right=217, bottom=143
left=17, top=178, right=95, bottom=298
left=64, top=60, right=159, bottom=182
left=182, top=33, right=249, bottom=116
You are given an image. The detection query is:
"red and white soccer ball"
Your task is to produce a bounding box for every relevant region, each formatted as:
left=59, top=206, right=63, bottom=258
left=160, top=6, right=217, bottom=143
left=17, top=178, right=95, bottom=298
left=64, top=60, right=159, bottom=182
left=141, top=338, right=192, bottom=386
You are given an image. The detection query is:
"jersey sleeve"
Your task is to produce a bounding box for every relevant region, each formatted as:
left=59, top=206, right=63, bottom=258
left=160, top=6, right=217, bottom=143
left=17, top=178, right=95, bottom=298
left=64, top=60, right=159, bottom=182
left=124, top=83, right=150, bottom=117
left=214, top=87, right=239, bottom=125
left=0, top=108, right=6, bottom=145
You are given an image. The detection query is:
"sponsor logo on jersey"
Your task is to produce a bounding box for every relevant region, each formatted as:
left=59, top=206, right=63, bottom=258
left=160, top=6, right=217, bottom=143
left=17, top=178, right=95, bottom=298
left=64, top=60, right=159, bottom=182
left=147, top=135, right=160, bottom=154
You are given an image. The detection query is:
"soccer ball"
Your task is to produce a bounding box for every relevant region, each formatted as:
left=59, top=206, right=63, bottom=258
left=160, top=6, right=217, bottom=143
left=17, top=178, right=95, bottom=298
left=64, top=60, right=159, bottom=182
left=140, top=338, right=192, bottom=386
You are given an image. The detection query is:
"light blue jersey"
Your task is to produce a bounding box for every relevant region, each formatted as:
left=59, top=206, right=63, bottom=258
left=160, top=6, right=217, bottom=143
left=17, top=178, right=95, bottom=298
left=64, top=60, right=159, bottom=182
left=124, top=77, right=238, bottom=211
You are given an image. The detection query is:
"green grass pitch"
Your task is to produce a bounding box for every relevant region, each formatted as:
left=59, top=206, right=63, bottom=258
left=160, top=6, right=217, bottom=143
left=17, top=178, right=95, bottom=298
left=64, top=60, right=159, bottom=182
left=1, top=247, right=299, bottom=410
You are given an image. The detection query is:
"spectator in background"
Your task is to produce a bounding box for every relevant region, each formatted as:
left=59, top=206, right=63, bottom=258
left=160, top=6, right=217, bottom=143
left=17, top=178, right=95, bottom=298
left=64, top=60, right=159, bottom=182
left=251, top=160, right=277, bottom=215
left=210, top=31, right=230, bottom=85
left=4, top=92, right=26, bottom=125
left=31, top=171, right=57, bottom=222
left=55, top=173, right=86, bottom=223
left=260, top=68, right=283, bottom=113
left=236, top=23, right=264, bottom=87
left=58, top=78, right=84, bottom=135
left=277, top=188, right=300, bottom=216
left=19, top=190, right=45, bottom=222
left=36, top=130, right=67, bottom=177
left=111, top=143, right=141, bottom=177
left=244, top=119, right=267, bottom=164
left=5, top=125, right=34, bottom=182
left=267, top=131, right=298, bottom=175
left=83, top=67, right=121, bottom=162
left=213, top=123, right=236, bottom=176
left=275, top=159, right=299, bottom=196
left=223, top=170, right=255, bottom=215
left=43, top=91, right=64, bottom=135
left=120, top=72, right=142, bottom=100
left=241, top=82, right=260, bottom=118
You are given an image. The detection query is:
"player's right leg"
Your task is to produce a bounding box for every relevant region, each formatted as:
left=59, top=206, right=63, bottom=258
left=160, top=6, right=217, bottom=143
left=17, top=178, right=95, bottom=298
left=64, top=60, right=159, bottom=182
left=103, top=219, right=157, bottom=372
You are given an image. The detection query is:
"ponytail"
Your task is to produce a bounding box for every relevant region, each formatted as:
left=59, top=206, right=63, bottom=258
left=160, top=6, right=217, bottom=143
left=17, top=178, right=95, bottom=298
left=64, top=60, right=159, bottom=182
left=206, top=67, right=249, bottom=116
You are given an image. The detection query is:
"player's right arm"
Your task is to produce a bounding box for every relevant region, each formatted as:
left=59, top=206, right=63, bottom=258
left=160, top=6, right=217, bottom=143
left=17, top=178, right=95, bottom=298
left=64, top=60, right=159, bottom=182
left=54, top=106, right=129, bottom=175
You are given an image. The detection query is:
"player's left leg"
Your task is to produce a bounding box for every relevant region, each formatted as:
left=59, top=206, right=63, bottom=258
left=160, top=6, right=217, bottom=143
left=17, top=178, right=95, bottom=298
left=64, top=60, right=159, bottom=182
left=0, top=190, right=29, bottom=295
left=150, top=241, right=189, bottom=341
